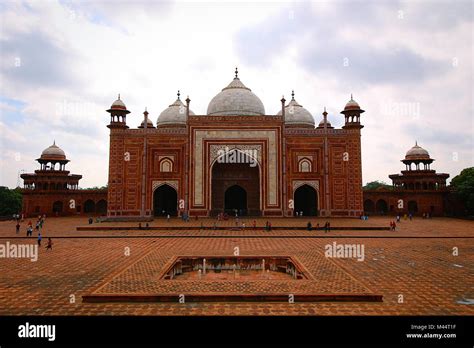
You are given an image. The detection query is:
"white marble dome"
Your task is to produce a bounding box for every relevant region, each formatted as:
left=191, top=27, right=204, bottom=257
left=317, top=119, right=332, bottom=128
left=157, top=95, right=195, bottom=126
left=139, top=118, right=154, bottom=128
left=40, top=141, right=66, bottom=159
left=405, top=142, right=430, bottom=159
left=207, top=72, right=265, bottom=116
left=343, top=95, right=361, bottom=111
left=110, top=95, right=127, bottom=110
left=277, top=93, right=314, bottom=127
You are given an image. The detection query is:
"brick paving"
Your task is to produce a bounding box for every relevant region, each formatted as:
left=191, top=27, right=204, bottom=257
left=0, top=217, right=472, bottom=315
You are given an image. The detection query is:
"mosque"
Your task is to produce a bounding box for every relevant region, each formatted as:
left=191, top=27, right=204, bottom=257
left=105, top=68, right=364, bottom=220
left=19, top=69, right=450, bottom=219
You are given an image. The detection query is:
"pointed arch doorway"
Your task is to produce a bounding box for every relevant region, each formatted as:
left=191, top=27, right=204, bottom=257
left=294, top=184, right=318, bottom=216
left=153, top=184, right=178, bottom=216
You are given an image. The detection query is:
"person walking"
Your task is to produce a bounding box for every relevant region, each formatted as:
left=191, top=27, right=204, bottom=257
left=46, top=238, right=53, bottom=251
left=37, top=232, right=42, bottom=247
left=16, top=222, right=20, bottom=234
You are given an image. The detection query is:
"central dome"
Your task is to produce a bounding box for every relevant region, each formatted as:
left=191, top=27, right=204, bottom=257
left=207, top=69, right=265, bottom=116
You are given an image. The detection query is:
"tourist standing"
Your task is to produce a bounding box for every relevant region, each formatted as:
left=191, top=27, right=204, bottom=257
left=46, top=238, right=53, bottom=251
left=307, top=221, right=312, bottom=231
left=37, top=232, right=42, bottom=246
left=15, top=222, right=20, bottom=234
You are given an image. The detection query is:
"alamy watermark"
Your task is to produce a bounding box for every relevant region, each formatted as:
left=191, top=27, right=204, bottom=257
left=325, top=242, right=365, bottom=262
left=216, top=147, right=258, bottom=167
left=0, top=242, right=38, bottom=262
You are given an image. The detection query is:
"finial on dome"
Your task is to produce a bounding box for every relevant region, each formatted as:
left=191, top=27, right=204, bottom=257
left=144, top=107, right=148, bottom=115
left=177, top=90, right=181, bottom=100
left=53, top=140, right=56, bottom=146
left=323, top=107, right=327, bottom=116
left=350, top=93, right=353, bottom=100
left=415, top=140, right=418, bottom=146
left=118, top=93, right=121, bottom=100
left=291, top=90, right=295, bottom=100
left=235, top=67, right=239, bottom=79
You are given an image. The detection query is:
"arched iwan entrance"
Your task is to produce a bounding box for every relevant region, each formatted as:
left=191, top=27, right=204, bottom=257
left=153, top=184, right=178, bottom=216
left=364, top=199, right=375, bottom=213
left=211, top=150, right=260, bottom=216
left=408, top=200, right=418, bottom=214
left=224, top=185, right=247, bottom=215
left=52, top=201, right=63, bottom=214
left=376, top=199, right=388, bottom=215
left=84, top=199, right=95, bottom=214
left=294, top=185, right=318, bottom=216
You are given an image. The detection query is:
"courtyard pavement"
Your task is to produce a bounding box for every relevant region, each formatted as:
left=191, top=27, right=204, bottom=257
left=0, top=217, right=472, bottom=315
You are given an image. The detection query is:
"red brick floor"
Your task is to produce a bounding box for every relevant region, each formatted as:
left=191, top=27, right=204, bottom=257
left=0, top=217, right=472, bottom=315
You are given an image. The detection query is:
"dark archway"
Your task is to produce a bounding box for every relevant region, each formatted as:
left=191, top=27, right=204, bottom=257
left=96, top=200, right=107, bottom=215
left=84, top=199, right=95, bottom=214
left=364, top=199, right=375, bottom=213
left=224, top=185, right=247, bottom=215
left=294, top=185, right=318, bottom=216
left=376, top=199, right=388, bottom=214
left=408, top=200, right=418, bottom=214
left=211, top=155, right=260, bottom=216
left=153, top=184, right=177, bottom=216
left=52, top=201, right=63, bottom=214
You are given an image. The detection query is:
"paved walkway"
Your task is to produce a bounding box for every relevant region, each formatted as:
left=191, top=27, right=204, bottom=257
left=0, top=217, right=472, bottom=315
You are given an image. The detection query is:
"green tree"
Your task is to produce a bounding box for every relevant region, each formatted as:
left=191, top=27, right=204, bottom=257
left=450, top=167, right=474, bottom=215
left=0, top=186, right=22, bottom=216
left=363, top=181, right=392, bottom=191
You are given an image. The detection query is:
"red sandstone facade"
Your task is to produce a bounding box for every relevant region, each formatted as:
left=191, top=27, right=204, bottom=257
left=363, top=143, right=450, bottom=216
left=20, top=142, right=107, bottom=217
left=105, top=72, right=365, bottom=220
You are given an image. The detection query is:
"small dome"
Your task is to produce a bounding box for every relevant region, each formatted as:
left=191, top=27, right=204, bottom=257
left=139, top=118, right=154, bottom=128
left=40, top=141, right=66, bottom=160
left=207, top=69, right=265, bottom=116
left=157, top=93, right=195, bottom=126
left=405, top=142, right=430, bottom=160
left=277, top=92, right=314, bottom=127
left=317, top=119, right=332, bottom=128
left=344, top=95, right=361, bottom=111
left=110, top=94, right=127, bottom=110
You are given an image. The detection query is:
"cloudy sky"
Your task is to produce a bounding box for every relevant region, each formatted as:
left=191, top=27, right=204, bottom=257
left=0, top=0, right=472, bottom=188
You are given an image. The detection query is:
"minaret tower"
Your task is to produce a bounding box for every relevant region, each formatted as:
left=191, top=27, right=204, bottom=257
left=107, top=94, right=130, bottom=129
left=341, top=94, right=364, bottom=129
left=340, top=95, right=365, bottom=216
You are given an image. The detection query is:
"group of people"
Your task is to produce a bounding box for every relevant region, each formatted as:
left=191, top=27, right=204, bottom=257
left=306, top=221, right=331, bottom=232
left=18, top=215, right=53, bottom=250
